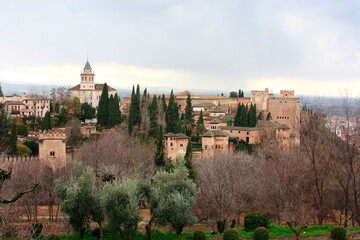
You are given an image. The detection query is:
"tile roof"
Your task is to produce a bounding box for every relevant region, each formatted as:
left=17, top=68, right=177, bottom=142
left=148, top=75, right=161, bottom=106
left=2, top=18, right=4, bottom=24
left=202, top=130, right=229, bottom=137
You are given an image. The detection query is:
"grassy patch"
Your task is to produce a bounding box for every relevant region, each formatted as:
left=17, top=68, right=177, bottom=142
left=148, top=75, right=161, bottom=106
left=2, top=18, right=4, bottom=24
left=48, top=225, right=360, bottom=239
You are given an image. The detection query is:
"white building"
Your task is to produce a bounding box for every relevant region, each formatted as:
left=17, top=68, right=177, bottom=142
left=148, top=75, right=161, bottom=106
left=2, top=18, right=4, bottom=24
left=0, top=94, right=50, bottom=118
left=69, top=60, right=117, bottom=108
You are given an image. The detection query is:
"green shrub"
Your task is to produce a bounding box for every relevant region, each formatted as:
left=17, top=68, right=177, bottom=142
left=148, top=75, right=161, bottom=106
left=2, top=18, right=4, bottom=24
left=217, top=220, right=225, bottom=234
left=17, top=124, right=28, bottom=136
left=244, top=213, right=270, bottom=232
left=253, top=227, right=269, bottom=240
left=223, top=229, right=239, bottom=240
left=194, top=230, right=207, bottom=240
left=46, top=234, right=60, bottom=240
left=331, top=226, right=346, bottom=240
left=31, top=223, right=43, bottom=238
left=230, top=219, right=236, bottom=228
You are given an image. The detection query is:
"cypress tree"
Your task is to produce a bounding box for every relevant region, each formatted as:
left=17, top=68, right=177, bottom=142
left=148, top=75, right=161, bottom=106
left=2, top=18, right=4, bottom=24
left=239, top=104, right=248, bottom=127
left=133, top=84, right=141, bottom=126
left=175, top=119, right=183, bottom=134
left=154, top=125, right=165, bottom=167
left=196, top=110, right=206, bottom=135
left=0, top=84, right=3, bottom=97
left=128, top=86, right=135, bottom=135
left=234, top=104, right=241, bottom=126
left=166, top=90, right=179, bottom=133
left=149, top=95, right=158, bottom=138
left=142, top=88, right=148, bottom=104
left=248, top=103, right=257, bottom=127
left=161, top=94, right=167, bottom=113
left=0, top=108, right=9, bottom=152
left=97, top=82, right=109, bottom=126
left=114, top=93, right=122, bottom=125
left=41, top=111, right=52, bottom=130
left=185, top=140, right=195, bottom=180
left=184, top=94, right=194, bottom=136
left=109, top=94, right=122, bottom=128
left=266, top=112, right=272, bottom=121
left=8, top=123, right=17, bottom=155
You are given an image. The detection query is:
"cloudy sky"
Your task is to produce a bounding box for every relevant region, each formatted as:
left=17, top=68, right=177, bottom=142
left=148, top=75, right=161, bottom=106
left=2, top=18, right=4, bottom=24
left=0, top=0, right=360, bottom=97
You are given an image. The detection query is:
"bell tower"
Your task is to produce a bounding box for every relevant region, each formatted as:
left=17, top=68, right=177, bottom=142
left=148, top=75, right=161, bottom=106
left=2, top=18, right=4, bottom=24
left=80, top=59, right=95, bottom=90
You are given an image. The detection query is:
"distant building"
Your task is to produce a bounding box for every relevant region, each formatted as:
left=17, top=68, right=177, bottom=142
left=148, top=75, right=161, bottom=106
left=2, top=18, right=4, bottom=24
left=164, top=133, right=189, bottom=159
left=69, top=60, right=117, bottom=108
left=39, top=129, right=67, bottom=169
left=0, top=94, right=50, bottom=118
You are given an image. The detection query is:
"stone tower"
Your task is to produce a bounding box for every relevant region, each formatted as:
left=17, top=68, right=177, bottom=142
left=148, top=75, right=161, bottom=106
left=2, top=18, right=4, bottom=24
left=80, top=59, right=95, bottom=90
left=39, top=129, right=67, bottom=169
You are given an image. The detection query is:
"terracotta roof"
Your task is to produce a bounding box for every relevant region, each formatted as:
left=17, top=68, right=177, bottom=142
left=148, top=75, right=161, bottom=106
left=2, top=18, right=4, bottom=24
left=276, top=124, right=291, bottom=129
left=164, top=132, right=189, bottom=139
left=69, top=84, right=116, bottom=91
left=210, top=106, right=226, bottom=113
left=202, top=130, right=229, bottom=137
left=6, top=101, right=24, bottom=105
left=221, top=126, right=261, bottom=131
left=193, top=103, right=216, bottom=107
left=210, top=118, right=222, bottom=124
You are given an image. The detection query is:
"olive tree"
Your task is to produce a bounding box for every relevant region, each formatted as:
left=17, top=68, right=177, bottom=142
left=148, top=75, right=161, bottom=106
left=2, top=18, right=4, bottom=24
left=55, top=162, right=104, bottom=239
left=102, top=177, right=141, bottom=240
left=146, top=161, right=197, bottom=239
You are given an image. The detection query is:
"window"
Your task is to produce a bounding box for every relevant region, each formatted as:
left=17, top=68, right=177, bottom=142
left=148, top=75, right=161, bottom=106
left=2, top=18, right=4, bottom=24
left=50, top=151, right=55, bottom=156
left=180, top=144, right=183, bottom=147
left=247, top=132, right=249, bottom=135
left=170, top=143, right=173, bottom=146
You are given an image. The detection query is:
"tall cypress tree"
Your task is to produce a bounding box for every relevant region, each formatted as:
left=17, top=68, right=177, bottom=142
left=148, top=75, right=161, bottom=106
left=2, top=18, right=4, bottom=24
left=149, top=95, right=158, bottom=138
left=196, top=110, right=206, bottom=135
left=133, top=84, right=141, bottom=127
left=41, top=111, right=52, bottom=130
left=184, top=94, right=194, bottom=136
left=234, top=103, right=241, bottom=126
left=166, top=90, right=179, bottom=133
left=185, top=139, right=195, bottom=180
left=154, top=125, right=165, bottom=167
left=239, top=104, right=248, bottom=127
left=108, top=95, right=120, bottom=128
left=0, top=108, right=9, bottom=152
left=248, top=103, right=257, bottom=127
left=8, top=123, right=17, bottom=155
left=113, top=93, right=122, bottom=125
left=0, top=84, right=3, bottom=97
left=266, top=112, right=272, bottom=121
left=161, top=94, right=167, bottom=113
left=97, top=83, right=109, bottom=126
left=128, top=86, right=135, bottom=135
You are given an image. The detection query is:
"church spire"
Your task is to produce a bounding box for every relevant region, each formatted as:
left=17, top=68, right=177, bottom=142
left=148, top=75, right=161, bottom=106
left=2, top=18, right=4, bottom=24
left=84, top=59, right=92, bottom=70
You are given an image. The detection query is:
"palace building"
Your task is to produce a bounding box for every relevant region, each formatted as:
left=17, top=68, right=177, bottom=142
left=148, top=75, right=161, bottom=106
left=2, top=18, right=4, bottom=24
left=69, top=60, right=117, bottom=108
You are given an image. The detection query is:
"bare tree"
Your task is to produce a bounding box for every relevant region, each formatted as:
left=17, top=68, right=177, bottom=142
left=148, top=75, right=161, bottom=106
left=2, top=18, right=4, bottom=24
left=194, top=152, right=255, bottom=228
left=75, top=128, right=156, bottom=184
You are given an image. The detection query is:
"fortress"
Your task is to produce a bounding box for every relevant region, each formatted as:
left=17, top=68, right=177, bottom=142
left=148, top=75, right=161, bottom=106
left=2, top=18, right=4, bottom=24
left=161, top=88, right=303, bottom=159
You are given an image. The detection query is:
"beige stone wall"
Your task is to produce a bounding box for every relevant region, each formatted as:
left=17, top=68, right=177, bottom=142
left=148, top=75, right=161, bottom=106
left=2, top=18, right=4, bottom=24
left=221, top=128, right=261, bottom=144
left=39, top=131, right=67, bottom=169
left=251, top=88, right=270, bottom=110
left=269, top=98, right=300, bottom=137
left=164, top=137, right=189, bottom=159
left=202, top=136, right=229, bottom=157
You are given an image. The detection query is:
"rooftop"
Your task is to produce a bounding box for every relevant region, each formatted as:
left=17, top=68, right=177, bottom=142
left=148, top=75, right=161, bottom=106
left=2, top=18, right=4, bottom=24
left=202, top=130, right=229, bottom=137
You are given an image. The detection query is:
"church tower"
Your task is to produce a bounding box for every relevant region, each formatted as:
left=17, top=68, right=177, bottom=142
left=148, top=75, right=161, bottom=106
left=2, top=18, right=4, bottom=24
left=80, top=59, right=95, bottom=90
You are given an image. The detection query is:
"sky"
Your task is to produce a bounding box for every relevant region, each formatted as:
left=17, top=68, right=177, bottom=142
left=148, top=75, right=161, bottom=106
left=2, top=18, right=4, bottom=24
left=0, top=0, right=360, bottom=97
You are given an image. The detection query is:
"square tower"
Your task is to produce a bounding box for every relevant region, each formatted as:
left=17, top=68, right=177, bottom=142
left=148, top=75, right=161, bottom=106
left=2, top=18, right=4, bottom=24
left=80, top=60, right=95, bottom=90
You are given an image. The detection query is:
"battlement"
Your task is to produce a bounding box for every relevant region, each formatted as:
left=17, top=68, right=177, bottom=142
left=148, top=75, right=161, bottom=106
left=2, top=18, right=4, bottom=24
left=0, top=156, right=39, bottom=168
left=269, top=97, right=300, bottom=101
left=39, top=129, right=67, bottom=140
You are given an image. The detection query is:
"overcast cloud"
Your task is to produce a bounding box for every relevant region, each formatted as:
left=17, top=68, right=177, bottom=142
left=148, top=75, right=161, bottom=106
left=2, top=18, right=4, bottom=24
left=0, top=0, right=359, bottom=96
